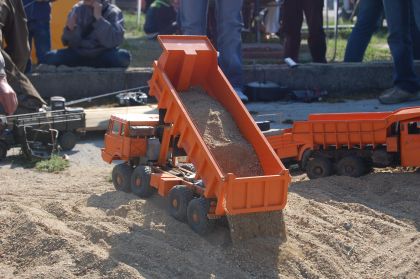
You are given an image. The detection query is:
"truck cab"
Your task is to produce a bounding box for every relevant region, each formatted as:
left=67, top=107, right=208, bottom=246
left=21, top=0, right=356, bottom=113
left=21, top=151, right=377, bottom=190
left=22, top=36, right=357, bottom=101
left=400, top=119, right=420, bottom=166
left=101, top=114, right=160, bottom=164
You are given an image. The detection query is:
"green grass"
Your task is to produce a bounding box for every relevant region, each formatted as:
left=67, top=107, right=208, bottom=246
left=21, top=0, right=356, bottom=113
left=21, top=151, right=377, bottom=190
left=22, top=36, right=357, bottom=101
left=122, top=11, right=392, bottom=66
left=35, top=155, right=69, bottom=173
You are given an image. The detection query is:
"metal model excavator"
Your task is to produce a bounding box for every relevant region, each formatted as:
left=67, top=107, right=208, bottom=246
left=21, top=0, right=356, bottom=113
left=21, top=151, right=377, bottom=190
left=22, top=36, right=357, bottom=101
left=101, top=36, right=291, bottom=241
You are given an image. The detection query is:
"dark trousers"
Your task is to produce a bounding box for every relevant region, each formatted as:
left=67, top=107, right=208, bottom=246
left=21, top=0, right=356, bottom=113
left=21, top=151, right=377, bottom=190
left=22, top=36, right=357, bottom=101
left=281, top=0, right=326, bottom=63
left=44, top=48, right=131, bottom=68
left=26, top=19, right=51, bottom=73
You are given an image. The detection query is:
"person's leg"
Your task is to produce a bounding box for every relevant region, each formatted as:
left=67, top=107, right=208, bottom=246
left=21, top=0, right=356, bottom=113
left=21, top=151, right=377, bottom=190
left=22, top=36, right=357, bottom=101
left=411, top=0, right=420, bottom=30
left=92, top=49, right=132, bottom=68
left=411, top=0, right=420, bottom=60
left=33, top=20, right=51, bottom=64
left=180, top=0, right=208, bottom=35
left=382, top=0, right=419, bottom=93
left=215, top=0, right=243, bottom=89
left=25, top=21, right=35, bottom=73
left=43, top=48, right=84, bottom=67
left=281, top=0, right=303, bottom=62
left=344, top=0, right=383, bottom=62
left=303, top=0, right=327, bottom=63
left=144, top=7, right=158, bottom=34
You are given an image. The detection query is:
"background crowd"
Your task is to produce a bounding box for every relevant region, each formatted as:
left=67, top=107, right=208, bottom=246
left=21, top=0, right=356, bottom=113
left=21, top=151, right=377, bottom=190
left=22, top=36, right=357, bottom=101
left=0, top=0, right=419, bottom=116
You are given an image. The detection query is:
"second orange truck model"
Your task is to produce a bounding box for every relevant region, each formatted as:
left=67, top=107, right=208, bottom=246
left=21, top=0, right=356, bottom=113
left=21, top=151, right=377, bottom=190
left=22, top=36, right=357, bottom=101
left=266, top=107, right=420, bottom=179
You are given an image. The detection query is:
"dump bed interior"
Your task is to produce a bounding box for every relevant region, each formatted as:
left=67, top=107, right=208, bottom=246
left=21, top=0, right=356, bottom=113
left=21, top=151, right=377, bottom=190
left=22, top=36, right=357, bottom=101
left=149, top=36, right=290, bottom=216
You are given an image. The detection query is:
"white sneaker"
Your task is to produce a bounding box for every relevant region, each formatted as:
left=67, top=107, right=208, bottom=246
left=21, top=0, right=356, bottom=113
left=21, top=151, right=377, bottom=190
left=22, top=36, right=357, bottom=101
left=234, top=88, right=249, bottom=102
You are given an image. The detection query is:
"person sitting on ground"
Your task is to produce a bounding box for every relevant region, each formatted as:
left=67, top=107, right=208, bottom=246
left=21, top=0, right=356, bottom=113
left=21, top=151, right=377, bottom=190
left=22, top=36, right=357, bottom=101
left=0, top=0, right=46, bottom=115
left=23, top=0, right=56, bottom=73
left=280, top=0, right=327, bottom=63
left=44, top=0, right=131, bottom=68
left=144, top=0, right=177, bottom=39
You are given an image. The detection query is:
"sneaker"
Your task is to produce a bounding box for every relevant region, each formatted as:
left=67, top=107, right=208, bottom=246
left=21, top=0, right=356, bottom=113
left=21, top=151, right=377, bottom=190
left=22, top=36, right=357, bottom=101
left=378, top=87, right=420, bottom=104
left=234, top=88, right=249, bottom=103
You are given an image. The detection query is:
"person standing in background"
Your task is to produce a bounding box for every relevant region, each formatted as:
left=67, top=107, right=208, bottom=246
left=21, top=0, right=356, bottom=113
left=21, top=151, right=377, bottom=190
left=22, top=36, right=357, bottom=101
left=280, top=0, right=327, bottom=63
left=23, top=0, right=55, bottom=72
left=180, top=0, right=248, bottom=102
left=378, top=0, right=420, bottom=104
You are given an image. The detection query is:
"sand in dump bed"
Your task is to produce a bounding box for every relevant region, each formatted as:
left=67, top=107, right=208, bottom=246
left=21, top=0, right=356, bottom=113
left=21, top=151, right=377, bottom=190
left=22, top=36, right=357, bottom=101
left=178, top=87, right=264, bottom=177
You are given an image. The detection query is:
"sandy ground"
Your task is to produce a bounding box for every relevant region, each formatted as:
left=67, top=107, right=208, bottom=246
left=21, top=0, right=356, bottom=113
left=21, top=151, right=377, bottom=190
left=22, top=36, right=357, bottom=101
left=0, top=99, right=419, bottom=278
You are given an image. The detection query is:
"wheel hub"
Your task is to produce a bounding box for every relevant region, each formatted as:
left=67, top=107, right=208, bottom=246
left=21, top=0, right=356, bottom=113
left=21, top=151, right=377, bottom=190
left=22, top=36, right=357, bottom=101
left=116, top=175, right=122, bottom=185
left=314, top=166, right=323, bottom=175
left=192, top=212, right=199, bottom=223
left=135, top=177, right=141, bottom=187
left=172, top=199, right=178, bottom=209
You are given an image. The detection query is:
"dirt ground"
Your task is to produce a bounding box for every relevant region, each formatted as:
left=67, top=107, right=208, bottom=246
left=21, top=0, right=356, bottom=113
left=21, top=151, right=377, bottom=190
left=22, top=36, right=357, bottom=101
left=1, top=139, right=419, bottom=278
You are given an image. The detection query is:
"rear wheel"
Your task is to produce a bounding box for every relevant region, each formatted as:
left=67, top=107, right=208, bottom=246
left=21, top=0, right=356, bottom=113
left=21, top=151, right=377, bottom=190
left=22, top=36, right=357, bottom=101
left=337, top=156, right=366, bottom=177
left=306, top=157, right=333, bottom=179
left=130, top=166, right=155, bottom=198
left=167, top=185, right=194, bottom=222
left=187, top=197, right=215, bottom=235
left=59, top=131, right=78, bottom=151
left=112, top=163, right=133, bottom=192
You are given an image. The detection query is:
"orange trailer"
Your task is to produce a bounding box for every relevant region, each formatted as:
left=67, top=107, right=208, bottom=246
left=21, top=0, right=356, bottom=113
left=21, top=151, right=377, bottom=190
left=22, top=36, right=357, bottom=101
left=102, top=36, right=290, bottom=238
left=266, top=107, right=420, bottom=179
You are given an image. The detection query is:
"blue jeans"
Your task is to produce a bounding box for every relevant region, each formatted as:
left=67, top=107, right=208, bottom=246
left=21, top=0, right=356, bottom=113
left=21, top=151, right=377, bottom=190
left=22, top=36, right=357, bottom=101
left=382, top=0, right=420, bottom=92
left=44, top=48, right=131, bottom=68
left=180, top=0, right=243, bottom=88
left=26, top=19, right=51, bottom=72
left=344, top=0, right=383, bottom=62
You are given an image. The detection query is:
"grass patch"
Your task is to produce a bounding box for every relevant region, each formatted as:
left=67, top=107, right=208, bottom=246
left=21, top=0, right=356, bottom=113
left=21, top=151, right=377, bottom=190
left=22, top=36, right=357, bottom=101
left=35, top=155, right=69, bottom=173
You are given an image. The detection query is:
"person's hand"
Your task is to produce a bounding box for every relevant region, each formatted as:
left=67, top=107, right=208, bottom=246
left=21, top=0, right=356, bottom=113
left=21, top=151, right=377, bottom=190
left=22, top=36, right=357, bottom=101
left=66, top=12, right=77, bottom=31
left=92, top=1, right=103, bottom=20
left=0, top=76, right=18, bottom=115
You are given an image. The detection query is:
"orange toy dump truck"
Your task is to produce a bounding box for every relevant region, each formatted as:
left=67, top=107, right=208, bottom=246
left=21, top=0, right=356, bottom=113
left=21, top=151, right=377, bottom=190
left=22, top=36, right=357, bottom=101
left=266, top=107, right=420, bottom=179
left=102, top=36, right=290, bottom=240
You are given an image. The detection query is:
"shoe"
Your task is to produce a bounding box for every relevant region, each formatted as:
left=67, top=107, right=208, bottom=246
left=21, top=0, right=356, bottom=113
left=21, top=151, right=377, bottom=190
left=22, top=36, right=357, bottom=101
left=378, top=87, right=420, bottom=104
left=234, top=88, right=249, bottom=103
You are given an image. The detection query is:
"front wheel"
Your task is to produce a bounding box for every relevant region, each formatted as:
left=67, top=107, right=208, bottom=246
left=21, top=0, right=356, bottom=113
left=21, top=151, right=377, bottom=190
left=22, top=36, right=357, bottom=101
left=130, top=165, right=155, bottom=198
left=59, top=131, right=78, bottom=151
left=0, top=141, right=8, bottom=160
left=112, top=163, right=133, bottom=192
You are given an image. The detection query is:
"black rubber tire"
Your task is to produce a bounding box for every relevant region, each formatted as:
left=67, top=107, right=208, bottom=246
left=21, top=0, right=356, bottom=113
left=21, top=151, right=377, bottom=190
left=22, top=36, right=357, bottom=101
left=187, top=197, right=215, bottom=235
left=337, top=156, right=366, bottom=177
left=130, top=165, right=155, bottom=198
left=0, top=141, right=7, bottom=160
left=306, top=157, right=333, bottom=179
left=112, top=163, right=133, bottom=192
left=59, top=131, right=78, bottom=151
left=167, top=185, right=194, bottom=222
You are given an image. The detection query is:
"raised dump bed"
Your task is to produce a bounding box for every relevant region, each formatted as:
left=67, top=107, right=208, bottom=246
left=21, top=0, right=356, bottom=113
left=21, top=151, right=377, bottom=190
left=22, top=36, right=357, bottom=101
left=102, top=35, right=290, bottom=240
left=149, top=35, right=289, bottom=213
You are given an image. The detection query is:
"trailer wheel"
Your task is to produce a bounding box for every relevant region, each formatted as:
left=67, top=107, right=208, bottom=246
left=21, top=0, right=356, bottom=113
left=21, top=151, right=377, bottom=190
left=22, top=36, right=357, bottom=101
left=167, top=185, right=194, bottom=222
left=0, top=141, right=7, bottom=160
left=306, top=157, right=333, bottom=179
left=130, top=166, right=155, bottom=198
left=112, top=163, right=133, bottom=192
left=59, top=131, right=78, bottom=151
left=337, top=156, right=366, bottom=177
left=187, top=197, right=215, bottom=235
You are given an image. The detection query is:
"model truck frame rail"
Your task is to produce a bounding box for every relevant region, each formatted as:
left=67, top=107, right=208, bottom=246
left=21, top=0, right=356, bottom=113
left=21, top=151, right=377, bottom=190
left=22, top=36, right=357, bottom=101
left=266, top=107, right=420, bottom=179
left=102, top=36, right=290, bottom=240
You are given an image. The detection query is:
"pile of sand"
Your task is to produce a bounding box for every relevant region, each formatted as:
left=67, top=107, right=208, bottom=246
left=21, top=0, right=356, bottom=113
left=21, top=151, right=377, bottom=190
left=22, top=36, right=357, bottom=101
left=1, top=163, right=419, bottom=278
left=178, top=87, right=263, bottom=177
